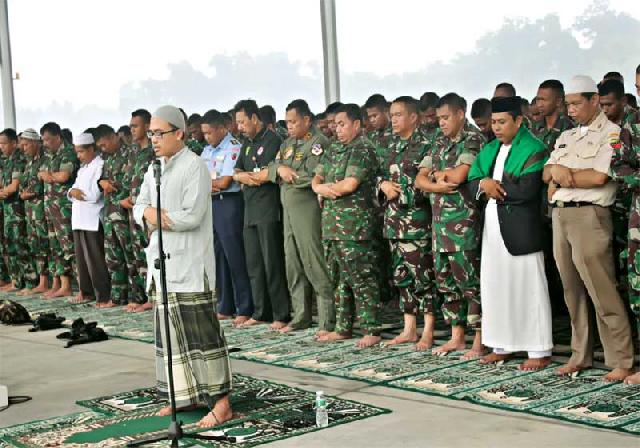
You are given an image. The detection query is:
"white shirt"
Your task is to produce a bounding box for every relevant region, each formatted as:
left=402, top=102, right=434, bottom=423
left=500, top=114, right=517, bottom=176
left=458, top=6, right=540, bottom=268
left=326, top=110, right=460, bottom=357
left=67, top=155, right=104, bottom=231
left=133, top=147, right=215, bottom=293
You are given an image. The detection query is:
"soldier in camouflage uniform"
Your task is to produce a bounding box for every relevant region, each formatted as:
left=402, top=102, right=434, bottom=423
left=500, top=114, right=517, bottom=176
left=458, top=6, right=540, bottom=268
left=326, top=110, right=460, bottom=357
left=95, top=124, right=136, bottom=308
left=313, top=104, right=382, bottom=348
left=186, top=113, right=207, bottom=156
left=418, top=92, right=441, bottom=141
left=39, top=122, right=78, bottom=298
left=124, top=109, right=154, bottom=311
left=18, top=129, right=49, bottom=293
left=416, top=93, right=485, bottom=357
left=599, top=79, right=640, bottom=303
left=379, top=96, right=437, bottom=348
left=0, top=128, right=36, bottom=291
left=0, top=150, right=9, bottom=286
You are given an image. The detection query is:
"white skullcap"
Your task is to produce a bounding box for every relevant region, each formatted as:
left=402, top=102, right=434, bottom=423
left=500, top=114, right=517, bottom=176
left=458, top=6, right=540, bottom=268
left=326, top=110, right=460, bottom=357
left=153, top=105, right=186, bottom=132
left=565, top=75, right=598, bottom=95
left=20, top=128, right=40, bottom=141
left=73, top=133, right=95, bottom=145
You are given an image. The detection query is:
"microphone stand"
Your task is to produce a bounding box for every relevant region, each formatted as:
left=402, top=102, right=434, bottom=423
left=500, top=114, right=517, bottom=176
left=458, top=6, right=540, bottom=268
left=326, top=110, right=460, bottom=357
left=129, top=159, right=221, bottom=447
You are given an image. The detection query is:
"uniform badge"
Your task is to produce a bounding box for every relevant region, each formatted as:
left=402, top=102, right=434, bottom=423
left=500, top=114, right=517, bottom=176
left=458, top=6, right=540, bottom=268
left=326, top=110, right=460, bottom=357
left=275, top=150, right=281, bottom=161
left=245, top=146, right=251, bottom=156
left=231, top=153, right=237, bottom=160
left=257, top=147, right=264, bottom=156
left=294, top=151, right=304, bottom=161
left=304, top=132, right=312, bottom=141
left=311, top=144, right=323, bottom=156
left=284, top=147, right=294, bottom=159
left=558, top=144, right=566, bottom=149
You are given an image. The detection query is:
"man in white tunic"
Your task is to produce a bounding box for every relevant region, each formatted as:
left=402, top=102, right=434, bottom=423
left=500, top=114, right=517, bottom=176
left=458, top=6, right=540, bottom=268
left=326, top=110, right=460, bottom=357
left=468, top=96, right=554, bottom=371
left=133, top=105, right=233, bottom=429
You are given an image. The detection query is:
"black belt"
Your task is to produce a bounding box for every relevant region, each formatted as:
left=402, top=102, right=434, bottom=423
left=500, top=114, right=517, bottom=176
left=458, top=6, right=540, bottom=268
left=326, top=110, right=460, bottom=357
left=212, top=192, right=241, bottom=200
left=551, top=201, right=596, bottom=208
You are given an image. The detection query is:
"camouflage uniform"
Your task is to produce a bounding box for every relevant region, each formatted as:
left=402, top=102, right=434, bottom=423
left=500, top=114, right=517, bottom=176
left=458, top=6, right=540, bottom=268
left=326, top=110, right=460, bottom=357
left=419, top=124, right=440, bottom=144
left=531, top=114, right=574, bottom=156
left=0, top=155, right=8, bottom=283
left=611, top=123, right=640, bottom=329
left=19, top=147, right=49, bottom=279
left=1, top=149, right=35, bottom=288
left=316, top=135, right=381, bottom=335
left=102, top=145, right=136, bottom=304
left=186, top=139, right=206, bottom=156
left=40, top=143, right=78, bottom=277
left=368, top=125, right=394, bottom=150
left=125, top=142, right=154, bottom=303
left=420, top=121, right=484, bottom=328
left=381, top=128, right=436, bottom=315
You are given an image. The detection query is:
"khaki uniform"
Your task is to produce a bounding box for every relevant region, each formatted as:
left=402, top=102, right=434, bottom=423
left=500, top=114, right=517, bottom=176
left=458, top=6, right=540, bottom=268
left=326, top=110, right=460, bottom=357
left=547, top=110, right=633, bottom=369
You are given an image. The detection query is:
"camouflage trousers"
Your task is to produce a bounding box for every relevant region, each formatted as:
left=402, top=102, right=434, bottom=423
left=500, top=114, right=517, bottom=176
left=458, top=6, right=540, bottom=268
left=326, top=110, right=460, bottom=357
left=46, top=198, right=74, bottom=277
left=627, top=239, right=640, bottom=331
left=0, top=208, right=7, bottom=282
left=129, top=215, right=149, bottom=303
left=104, top=213, right=147, bottom=305
left=3, top=209, right=36, bottom=289
left=389, top=239, right=436, bottom=316
left=324, top=239, right=382, bottom=335
left=25, top=200, right=49, bottom=277
left=612, top=204, right=629, bottom=301
left=434, top=250, right=481, bottom=329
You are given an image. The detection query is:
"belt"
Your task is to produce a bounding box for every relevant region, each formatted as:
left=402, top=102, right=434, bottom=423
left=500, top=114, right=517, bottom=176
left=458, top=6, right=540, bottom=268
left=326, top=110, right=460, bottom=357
left=551, top=201, right=596, bottom=208
left=212, top=191, right=241, bottom=200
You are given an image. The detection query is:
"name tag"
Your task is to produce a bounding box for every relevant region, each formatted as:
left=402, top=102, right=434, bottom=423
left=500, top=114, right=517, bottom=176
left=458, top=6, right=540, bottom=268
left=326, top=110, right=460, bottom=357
left=253, top=167, right=261, bottom=173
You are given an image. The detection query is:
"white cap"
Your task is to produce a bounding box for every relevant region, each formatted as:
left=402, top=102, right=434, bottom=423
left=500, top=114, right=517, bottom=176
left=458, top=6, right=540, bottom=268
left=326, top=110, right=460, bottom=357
left=565, top=75, right=598, bottom=95
left=20, top=128, right=40, bottom=141
left=153, top=105, right=186, bottom=132
left=73, top=133, right=95, bottom=145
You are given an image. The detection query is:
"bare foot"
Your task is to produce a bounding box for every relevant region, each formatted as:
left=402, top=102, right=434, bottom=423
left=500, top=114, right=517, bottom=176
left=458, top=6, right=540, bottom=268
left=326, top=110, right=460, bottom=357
left=30, top=285, right=49, bottom=294
left=433, top=339, right=466, bottom=356
left=197, top=397, right=233, bottom=429
left=270, top=320, right=287, bottom=331
left=479, top=352, right=513, bottom=365
left=279, top=325, right=294, bottom=334
left=555, top=363, right=587, bottom=376
left=124, top=303, right=139, bottom=312
left=217, top=313, right=233, bottom=321
left=16, top=288, right=32, bottom=296
left=604, top=367, right=632, bottom=383
left=240, top=318, right=265, bottom=327
left=71, top=295, right=93, bottom=304
left=233, top=315, right=250, bottom=327
left=357, top=335, right=381, bottom=348
left=0, top=283, right=16, bottom=292
left=520, top=357, right=552, bottom=371
left=156, top=404, right=198, bottom=417
left=624, top=372, right=640, bottom=385
left=462, top=332, right=487, bottom=360
left=415, top=332, right=433, bottom=351
left=42, top=288, right=59, bottom=299
left=384, top=331, right=418, bottom=347
left=51, top=288, right=73, bottom=298
left=96, top=300, right=117, bottom=308
left=133, top=302, right=153, bottom=312
left=315, top=330, right=329, bottom=338
left=316, top=331, right=351, bottom=343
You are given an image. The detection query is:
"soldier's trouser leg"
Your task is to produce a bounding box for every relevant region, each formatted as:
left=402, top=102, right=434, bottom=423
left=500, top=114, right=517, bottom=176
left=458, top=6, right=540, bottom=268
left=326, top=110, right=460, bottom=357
left=436, top=250, right=481, bottom=329
left=553, top=207, right=634, bottom=369
left=244, top=221, right=290, bottom=322
left=25, top=202, right=49, bottom=278
left=326, top=239, right=381, bottom=335
left=104, top=218, right=129, bottom=304
left=612, top=205, right=629, bottom=301
left=283, top=209, right=313, bottom=329
left=50, top=200, right=74, bottom=277
left=73, top=227, right=111, bottom=302
left=212, top=195, right=254, bottom=317
left=129, top=217, right=148, bottom=304
left=45, top=203, right=61, bottom=277
left=628, top=239, right=640, bottom=334
left=390, top=239, right=436, bottom=316
left=0, top=209, right=7, bottom=283
left=4, top=212, right=25, bottom=288
left=285, top=201, right=335, bottom=332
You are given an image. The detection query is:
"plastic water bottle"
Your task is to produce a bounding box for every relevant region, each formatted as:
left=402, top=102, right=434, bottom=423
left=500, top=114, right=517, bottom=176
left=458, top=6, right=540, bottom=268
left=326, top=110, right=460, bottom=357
left=315, top=391, right=328, bottom=428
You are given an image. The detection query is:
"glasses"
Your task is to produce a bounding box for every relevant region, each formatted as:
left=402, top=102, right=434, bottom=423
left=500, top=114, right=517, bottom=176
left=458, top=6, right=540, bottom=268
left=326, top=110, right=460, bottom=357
left=147, top=128, right=178, bottom=139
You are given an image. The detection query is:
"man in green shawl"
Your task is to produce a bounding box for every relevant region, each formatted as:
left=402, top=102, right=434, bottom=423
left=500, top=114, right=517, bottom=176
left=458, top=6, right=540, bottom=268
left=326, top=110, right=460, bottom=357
left=468, top=96, right=554, bottom=371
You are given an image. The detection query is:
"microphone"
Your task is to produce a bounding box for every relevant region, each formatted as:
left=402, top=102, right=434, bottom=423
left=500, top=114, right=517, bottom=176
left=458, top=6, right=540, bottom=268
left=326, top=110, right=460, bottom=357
left=153, top=159, right=162, bottom=186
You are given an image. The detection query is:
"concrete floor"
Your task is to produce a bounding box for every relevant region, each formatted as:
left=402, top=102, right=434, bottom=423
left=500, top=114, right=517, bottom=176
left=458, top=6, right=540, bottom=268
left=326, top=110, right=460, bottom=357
left=1, top=324, right=638, bottom=448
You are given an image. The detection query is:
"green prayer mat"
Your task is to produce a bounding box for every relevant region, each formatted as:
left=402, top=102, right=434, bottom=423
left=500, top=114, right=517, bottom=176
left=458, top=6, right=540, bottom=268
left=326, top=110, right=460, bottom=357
left=232, top=335, right=351, bottom=364
left=463, top=367, right=613, bottom=411
left=0, top=375, right=390, bottom=447
left=530, top=383, right=640, bottom=430
left=387, top=358, right=540, bottom=398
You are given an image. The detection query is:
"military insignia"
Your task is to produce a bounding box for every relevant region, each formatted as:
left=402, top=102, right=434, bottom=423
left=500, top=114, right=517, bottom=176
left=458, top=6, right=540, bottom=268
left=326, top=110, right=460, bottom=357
left=257, top=147, right=264, bottom=156
left=304, top=132, right=312, bottom=141
left=611, top=141, right=622, bottom=150
left=311, top=144, right=323, bottom=156
left=245, top=146, right=251, bottom=156
left=284, top=147, right=294, bottom=159
left=231, top=139, right=240, bottom=145
left=232, top=153, right=237, bottom=160
left=294, top=151, right=304, bottom=161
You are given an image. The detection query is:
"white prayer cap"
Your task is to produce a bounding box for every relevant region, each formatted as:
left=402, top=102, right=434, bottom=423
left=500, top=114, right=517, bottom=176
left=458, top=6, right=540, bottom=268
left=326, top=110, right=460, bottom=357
left=153, top=105, right=186, bottom=132
left=20, top=128, right=40, bottom=141
left=73, top=133, right=95, bottom=145
left=565, top=75, right=598, bottom=95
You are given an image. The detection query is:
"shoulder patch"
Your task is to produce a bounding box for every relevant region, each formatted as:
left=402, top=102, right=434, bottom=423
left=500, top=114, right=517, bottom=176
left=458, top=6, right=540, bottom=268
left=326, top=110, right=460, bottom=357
left=257, top=146, right=264, bottom=156
left=311, top=143, right=323, bottom=156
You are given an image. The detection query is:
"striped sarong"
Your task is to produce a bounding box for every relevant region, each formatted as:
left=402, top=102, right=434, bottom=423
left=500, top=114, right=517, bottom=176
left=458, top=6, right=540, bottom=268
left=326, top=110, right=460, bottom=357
left=153, top=287, right=232, bottom=409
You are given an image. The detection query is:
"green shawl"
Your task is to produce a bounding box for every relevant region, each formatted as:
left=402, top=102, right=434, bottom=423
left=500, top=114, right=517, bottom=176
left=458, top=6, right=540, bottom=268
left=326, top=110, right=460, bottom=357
left=468, top=125, right=547, bottom=181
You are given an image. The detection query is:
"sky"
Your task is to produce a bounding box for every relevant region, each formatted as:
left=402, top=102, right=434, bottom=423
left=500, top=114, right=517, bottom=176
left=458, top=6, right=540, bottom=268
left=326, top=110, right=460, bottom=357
left=3, top=0, right=640, bottom=129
